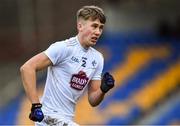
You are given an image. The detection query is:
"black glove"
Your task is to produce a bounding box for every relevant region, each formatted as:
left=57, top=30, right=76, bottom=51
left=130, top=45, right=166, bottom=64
left=100, top=72, right=115, bottom=93
left=29, top=103, right=44, bottom=122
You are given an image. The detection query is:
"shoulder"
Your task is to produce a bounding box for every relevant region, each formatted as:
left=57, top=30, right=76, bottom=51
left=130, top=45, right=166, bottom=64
left=89, top=47, right=104, bottom=60
left=65, top=36, right=78, bottom=47
left=45, top=37, right=77, bottom=54
left=51, top=36, right=78, bottom=47
left=49, top=40, right=66, bottom=49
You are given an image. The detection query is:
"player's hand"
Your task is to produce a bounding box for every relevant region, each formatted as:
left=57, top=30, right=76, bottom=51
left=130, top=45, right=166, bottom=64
left=100, top=72, right=115, bottom=93
left=29, top=103, right=44, bottom=122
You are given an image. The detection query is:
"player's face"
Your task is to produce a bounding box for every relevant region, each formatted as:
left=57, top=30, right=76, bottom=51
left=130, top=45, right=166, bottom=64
left=78, top=18, right=104, bottom=48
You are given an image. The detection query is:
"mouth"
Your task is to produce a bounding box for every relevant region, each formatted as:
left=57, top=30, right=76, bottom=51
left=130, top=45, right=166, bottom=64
left=91, top=37, right=98, bottom=43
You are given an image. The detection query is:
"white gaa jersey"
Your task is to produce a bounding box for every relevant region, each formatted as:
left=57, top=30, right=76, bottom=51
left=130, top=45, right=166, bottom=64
left=41, top=36, right=104, bottom=121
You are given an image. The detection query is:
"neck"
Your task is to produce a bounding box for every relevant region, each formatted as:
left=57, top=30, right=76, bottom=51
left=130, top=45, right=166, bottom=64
left=77, top=34, right=89, bottom=49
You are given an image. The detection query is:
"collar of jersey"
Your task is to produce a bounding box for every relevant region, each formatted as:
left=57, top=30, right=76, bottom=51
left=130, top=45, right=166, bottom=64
left=75, top=36, right=89, bottom=52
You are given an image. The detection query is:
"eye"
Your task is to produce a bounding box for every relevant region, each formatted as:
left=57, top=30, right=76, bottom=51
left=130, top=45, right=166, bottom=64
left=92, top=24, right=98, bottom=29
left=100, top=25, right=104, bottom=30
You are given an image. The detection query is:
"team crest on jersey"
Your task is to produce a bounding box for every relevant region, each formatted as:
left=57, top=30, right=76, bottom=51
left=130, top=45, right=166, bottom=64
left=92, top=60, right=97, bottom=67
left=70, top=71, right=89, bottom=90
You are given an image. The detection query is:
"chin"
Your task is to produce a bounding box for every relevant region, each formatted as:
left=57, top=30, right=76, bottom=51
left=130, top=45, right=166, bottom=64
left=92, top=40, right=97, bottom=44
left=90, top=42, right=96, bottom=47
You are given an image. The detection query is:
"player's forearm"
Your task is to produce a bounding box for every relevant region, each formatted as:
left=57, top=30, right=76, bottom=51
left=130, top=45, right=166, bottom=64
left=20, top=64, right=40, bottom=103
left=88, top=89, right=105, bottom=107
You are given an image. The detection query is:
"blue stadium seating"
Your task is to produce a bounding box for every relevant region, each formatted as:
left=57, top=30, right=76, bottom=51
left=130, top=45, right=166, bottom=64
left=0, top=32, right=180, bottom=125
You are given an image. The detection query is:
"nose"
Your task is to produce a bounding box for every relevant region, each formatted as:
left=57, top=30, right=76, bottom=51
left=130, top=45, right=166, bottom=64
left=95, top=28, right=101, bottom=36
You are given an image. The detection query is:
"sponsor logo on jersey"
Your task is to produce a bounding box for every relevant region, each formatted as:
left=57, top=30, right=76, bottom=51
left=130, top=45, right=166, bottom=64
left=71, top=56, right=80, bottom=63
left=70, top=71, right=89, bottom=90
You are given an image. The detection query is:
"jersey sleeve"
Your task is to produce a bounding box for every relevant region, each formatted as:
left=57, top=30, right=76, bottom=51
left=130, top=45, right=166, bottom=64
left=44, top=41, right=67, bottom=65
left=91, top=54, right=104, bottom=80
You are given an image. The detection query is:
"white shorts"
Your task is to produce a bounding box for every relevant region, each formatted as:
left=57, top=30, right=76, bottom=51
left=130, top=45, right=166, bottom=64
left=35, top=115, right=79, bottom=126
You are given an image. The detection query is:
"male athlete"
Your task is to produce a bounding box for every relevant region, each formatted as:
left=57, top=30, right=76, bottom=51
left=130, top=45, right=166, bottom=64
left=20, top=5, right=115, bottom=126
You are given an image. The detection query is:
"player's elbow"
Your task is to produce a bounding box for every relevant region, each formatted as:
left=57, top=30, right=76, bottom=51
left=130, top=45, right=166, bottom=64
left=20, top=63, right=33, bottom=74
left=20, top=64, right=25, bottom=74
left=88, top=99, right=100, bottom=107
left=89, top=102, right=99, bottom=107
left=20, top=64, right=27, bottom=73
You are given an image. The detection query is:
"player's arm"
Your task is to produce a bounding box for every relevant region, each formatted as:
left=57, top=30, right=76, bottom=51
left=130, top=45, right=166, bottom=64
left=88, top=73, right=115, bottom=107
left=20, top=52, right=52, bottom=103
left=88, top=80, right=105, bottom=107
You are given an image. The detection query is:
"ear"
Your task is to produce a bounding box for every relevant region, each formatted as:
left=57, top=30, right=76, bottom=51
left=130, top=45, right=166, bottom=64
left=77, top=21, right=83, bottom=32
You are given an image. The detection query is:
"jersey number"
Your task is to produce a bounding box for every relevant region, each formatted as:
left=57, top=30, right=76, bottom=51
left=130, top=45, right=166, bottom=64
left=81, top=57, right=87, bottom=67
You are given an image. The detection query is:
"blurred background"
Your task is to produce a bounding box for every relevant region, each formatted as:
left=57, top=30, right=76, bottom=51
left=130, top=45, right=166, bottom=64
left=0, top=0, right=180, bottom=125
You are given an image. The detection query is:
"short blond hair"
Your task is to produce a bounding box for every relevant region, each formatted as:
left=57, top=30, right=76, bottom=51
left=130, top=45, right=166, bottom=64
left=77, top=5, right=106, bottom=24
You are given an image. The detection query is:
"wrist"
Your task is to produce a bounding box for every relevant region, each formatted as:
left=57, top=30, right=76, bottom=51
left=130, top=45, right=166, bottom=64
left=100, top=89, right=106, bottom=95
left=32, top=103, right=42, bottom=106
left=31, top=103, right=42, bottom=110
left=100, top=83, right=110, bottom=93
